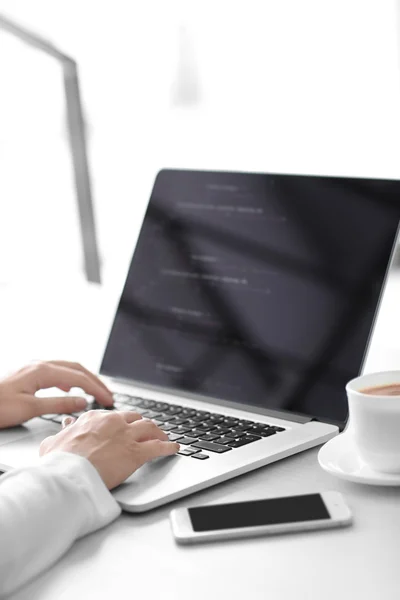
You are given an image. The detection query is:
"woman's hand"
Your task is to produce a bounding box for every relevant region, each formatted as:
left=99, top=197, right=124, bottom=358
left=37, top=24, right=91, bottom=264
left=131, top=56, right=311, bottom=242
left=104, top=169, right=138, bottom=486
left=40, top=410, right=180, bottom=489
left=0, top=360, right=114, bottom=429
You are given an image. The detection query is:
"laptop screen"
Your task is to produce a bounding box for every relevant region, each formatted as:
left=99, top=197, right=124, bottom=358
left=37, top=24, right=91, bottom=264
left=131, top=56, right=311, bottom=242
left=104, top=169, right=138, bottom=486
left=101, top=169, right=400, bottom=426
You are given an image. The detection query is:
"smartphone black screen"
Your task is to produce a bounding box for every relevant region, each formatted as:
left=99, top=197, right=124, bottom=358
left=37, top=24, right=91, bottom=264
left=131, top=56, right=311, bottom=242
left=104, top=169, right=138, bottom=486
left=188, top=494, right=330, bottom=532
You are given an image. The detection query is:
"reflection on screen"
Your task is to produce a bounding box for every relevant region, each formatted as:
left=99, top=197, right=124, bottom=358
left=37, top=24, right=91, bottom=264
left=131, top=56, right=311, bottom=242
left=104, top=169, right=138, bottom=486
left=101, top=170, right=400, bottom=425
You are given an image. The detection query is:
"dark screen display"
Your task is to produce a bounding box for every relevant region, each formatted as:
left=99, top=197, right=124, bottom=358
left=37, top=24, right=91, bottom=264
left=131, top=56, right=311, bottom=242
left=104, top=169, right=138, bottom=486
left=188, top=494, right=330, bottom=531
left=101, top=169, right=400, bottom=425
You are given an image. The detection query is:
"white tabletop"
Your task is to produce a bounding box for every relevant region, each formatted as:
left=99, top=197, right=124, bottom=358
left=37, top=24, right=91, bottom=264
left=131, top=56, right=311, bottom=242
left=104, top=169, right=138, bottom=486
left=2, top=270, right=400, bottom=600
left=7, top=447, right=400, bottom=600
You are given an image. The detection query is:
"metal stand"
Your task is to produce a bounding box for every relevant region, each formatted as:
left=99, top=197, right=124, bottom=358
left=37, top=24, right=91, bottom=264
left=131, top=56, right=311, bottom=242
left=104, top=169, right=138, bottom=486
left=0, top=14, right=101, bottom=283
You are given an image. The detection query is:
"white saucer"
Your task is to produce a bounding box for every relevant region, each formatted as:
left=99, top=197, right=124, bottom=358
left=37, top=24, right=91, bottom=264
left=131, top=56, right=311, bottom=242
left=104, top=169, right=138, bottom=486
left=318, top=431, right=400, bottom=486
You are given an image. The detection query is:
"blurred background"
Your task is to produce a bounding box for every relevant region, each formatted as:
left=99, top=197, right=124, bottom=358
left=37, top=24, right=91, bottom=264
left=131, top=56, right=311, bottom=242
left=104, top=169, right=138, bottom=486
left=1, top=0, right=400, bottom=374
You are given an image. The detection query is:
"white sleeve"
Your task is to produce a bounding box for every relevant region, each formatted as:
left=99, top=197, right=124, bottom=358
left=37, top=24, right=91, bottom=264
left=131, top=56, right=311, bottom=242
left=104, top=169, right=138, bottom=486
left=0, top=451, right=121, bottom=597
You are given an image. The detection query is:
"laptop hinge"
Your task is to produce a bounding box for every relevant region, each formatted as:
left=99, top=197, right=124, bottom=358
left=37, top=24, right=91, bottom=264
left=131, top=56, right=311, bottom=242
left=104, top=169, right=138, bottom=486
left=105, top=375, right=314, bottom=425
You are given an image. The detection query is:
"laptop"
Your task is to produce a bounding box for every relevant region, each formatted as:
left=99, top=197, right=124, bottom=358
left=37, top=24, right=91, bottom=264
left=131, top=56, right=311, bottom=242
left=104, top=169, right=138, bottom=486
left=1, top=169, right=399, bottom=512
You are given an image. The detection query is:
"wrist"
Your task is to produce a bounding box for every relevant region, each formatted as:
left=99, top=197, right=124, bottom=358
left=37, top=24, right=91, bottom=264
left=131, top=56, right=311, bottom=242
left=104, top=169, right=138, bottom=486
left=39, top=451, right=121, bottom=534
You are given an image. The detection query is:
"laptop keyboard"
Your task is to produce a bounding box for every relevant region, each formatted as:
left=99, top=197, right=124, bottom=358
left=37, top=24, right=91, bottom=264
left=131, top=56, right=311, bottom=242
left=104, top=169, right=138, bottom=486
left=40, top=393, right=286, bottom=461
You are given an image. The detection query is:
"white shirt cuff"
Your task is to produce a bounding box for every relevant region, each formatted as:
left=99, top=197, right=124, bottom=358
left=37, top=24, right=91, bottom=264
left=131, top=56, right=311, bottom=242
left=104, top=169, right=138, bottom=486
left=39, top=451, right=121, bottom=536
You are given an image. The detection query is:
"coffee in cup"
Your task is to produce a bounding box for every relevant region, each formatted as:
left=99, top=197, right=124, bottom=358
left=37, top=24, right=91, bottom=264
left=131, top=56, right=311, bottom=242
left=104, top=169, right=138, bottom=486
left=360, top=383, right=400, bottom=396
left=346, top=371, right=400, bottom=473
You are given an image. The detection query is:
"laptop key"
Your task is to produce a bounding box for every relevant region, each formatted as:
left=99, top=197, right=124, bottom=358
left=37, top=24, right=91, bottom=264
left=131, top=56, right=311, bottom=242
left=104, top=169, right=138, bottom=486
left=172, top=418, right=190, bottom=426
left=190, top=429, right=210, bottom=437
left=123, top=398, right=141, bottom=407
left=191, top=415, right=206, bottom=423
left=113, top=401, right=128, bottom=409
left=171, top=426, right=192, bottom=435
left=126, top=406, right=147, bottom=415
left=168, top=433, right=184, bottom=442
left=141, top=399, right=156, bottom=409
left=191, top=440, right=232, bottom=454
left=227, top=439, right=251, bottom=448
left=198, top=433, right=220, bottom=442
left=123, top=397, right=140, bottom=406
left=208, top=416, right=224, bottom=424
left=119, top=405, right=138, bottom=412
left=130, top=406, right=147, bottom=414
left=113, top=393, right=131, bottom=403
left=195, top=411, right=210, bottom=419
left=243, top=434, right=262, bottom=442
left=158, top=415, right=179, bottom=423
left=234, top=425, right=253, bottom=432
left=223, top=418, right=239, bottom=426
left=177, top=447, right=201, bottom=456
left=153, top=402, right=170, bottom=412
left=249, top=425, right=270, bottom=433
left=177, top=436, right=198, bottom=445
left=228, top=429, right=246, bottom=438
left=203, top=420, right=222, bottom=428
left=212, top=426, right=231, bottom=435
left=141, top=410, right=162, bottom=419
left=203, top=419, right=218, bottom=429
left=160, top=423, right=177, bottom=432
left=214, top=436, right=236, bottom=445
left=151, top=414, right=171, bottom=423
left=191, top=423, right=214, bottom=432
left=130, top=397, right=146, bottom=407
left=181, top=408, right=197, bottom=417
left=227, top=434, right=261, bottom=448
left=164, top=405, right=183, bottom=414
left=258, top=429, right=277, bottom=437
left=270, top=426, right=286, bottom=432
left=191, top=453, right=209, bottom=460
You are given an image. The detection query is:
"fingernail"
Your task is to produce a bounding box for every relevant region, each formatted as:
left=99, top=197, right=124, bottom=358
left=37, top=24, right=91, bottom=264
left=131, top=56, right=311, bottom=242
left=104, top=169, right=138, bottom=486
left=62, top=416, right=75, bottom=428
left=103, top=393, right=114, bottom=406
left=75, top=398, right=88, bottom=409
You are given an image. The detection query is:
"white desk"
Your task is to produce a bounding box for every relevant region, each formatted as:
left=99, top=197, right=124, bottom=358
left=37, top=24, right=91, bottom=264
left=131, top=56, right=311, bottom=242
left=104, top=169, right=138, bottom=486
left=7, top=446, right=400, bottom=600
left=1, top=272, right=400, bottom=600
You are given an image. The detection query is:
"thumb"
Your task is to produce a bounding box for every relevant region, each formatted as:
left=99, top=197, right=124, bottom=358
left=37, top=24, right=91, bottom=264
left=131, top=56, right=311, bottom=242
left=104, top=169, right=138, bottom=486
left=34, top=396, right=88, bottom=416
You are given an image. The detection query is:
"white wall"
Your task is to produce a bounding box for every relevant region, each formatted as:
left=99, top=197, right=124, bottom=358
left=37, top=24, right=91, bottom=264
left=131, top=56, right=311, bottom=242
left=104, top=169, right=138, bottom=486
left=0, top=0, right=399, bottom=285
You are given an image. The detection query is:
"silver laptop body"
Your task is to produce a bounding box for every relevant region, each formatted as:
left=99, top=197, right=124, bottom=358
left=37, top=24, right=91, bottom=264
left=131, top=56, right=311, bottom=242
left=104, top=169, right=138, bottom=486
left=1, top=169, right=399, bottom=512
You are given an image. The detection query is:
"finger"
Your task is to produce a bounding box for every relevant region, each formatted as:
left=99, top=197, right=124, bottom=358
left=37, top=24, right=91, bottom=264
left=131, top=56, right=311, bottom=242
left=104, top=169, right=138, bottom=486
left=62, top=416, right=76, bottom=429
left=130, top=419, right=169, bottom=442
left=39, top=434, right=55, bottom=456
left=139, top=440, right=180, bottom=464
left=32, top=395, right=88, bottom=416
left=121, top=411, right=143, bottom=424
left=28, top=363, right=113, bottom=406
left=77, top=410, right=142, bottom=424
left=49, top=361, right=113, bottom=400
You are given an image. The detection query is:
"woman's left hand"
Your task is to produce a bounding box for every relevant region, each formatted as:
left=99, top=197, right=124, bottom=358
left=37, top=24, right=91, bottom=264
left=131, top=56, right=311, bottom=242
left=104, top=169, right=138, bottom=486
left=0, top=360, right=113, bottom=429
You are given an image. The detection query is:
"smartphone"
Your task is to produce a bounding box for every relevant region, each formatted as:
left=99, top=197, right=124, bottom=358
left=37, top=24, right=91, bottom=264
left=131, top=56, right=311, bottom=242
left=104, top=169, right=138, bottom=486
left=170, top=491, right=352, bottom=544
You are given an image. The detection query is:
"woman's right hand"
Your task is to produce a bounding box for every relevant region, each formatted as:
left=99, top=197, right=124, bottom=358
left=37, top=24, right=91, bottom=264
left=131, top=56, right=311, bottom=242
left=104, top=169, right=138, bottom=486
left=39, top=410, right=180, bottom=489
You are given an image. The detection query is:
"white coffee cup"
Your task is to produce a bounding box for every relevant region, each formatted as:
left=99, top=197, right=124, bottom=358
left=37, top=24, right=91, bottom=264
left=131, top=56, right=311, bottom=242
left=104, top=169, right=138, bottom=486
left=346, top=370, right=400, bottom=473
